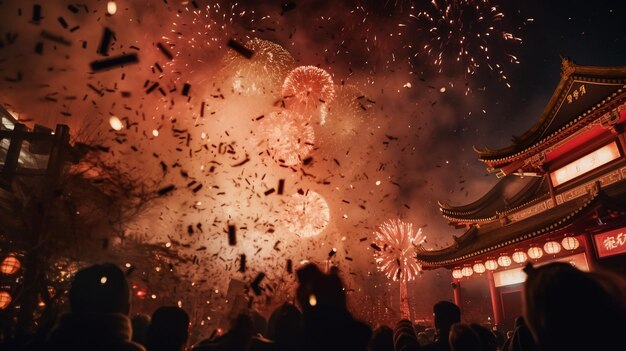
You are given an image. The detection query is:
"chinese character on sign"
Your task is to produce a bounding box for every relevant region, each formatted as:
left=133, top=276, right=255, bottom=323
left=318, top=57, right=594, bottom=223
left=617, top=233, right=626, bottom=246
left=604, top=236, right=618, bottom=250
left=566, top=84, right=587, bottom=104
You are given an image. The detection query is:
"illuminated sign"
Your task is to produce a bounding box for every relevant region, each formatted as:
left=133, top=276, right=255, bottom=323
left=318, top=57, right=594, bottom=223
left=550, top=142, right=621, bottom=187
left=493, top=252, right=589, bottom=287
left=594, top=228, right=626, bottom=258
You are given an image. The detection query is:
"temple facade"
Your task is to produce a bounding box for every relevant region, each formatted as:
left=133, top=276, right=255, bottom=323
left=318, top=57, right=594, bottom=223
left=415, top=59, right=626, bottom=330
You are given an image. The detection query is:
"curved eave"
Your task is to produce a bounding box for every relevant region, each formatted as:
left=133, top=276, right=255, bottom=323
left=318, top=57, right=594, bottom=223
left=416, top=192, right=600, bottom=269
left=475, top=63, right=626, bottom=163
left=438, top=177, right=545, bottom=221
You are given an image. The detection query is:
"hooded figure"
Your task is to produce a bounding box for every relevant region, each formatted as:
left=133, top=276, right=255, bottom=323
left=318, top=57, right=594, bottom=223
left=46, top=263, right=145, bottom=351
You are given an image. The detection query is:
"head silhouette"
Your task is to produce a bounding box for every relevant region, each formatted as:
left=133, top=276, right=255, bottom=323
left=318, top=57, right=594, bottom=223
left=433, top=301, right=461, bottom=333
left=69, top=263, right=130, bottom=314
left=523, top=262, right=626, bottom=350
left=146, top=306, right=190, bottom=351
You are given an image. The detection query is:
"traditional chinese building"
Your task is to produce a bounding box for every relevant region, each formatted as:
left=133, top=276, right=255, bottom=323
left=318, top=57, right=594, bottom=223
left=415, top=59, right=626, bottom=330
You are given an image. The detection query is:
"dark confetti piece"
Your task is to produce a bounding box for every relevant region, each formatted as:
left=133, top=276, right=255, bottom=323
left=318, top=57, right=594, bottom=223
left=157, top=184, right=175, bottom=196
left=182, top=83, right=191, bottom=96
left=228, top=225, right=236, bottom=246
left=156, top=42, right=173, bottom=60
left=239, top=254, right=246, bottom=272
left=97, top=27, right=113, bottom=56
left=90, top=54, right=139, bottom=71
left=227, top=38, right=254, bottom=59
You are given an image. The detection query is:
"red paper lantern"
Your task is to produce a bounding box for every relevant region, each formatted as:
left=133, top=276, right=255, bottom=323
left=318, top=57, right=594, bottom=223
left=1, top=255, right=21, bottom=275
left=0, top=291, right=11, bottom=309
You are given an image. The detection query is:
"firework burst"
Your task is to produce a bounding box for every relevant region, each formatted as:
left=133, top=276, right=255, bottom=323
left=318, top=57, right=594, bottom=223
left=223, top=38, right=295, bottom=95
left=373, top=219, right=423, bottom=282
left=318, top=85, right=374, bottom=146
left=414, top=0, right=521, bottom=84
left=254, top=110, right=315, bottom=166
left=282, top=191, right=330, bottom=238
left=282, top=66, right=336, bottom=123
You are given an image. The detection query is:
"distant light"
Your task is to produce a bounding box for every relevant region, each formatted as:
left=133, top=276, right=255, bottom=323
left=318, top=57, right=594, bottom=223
left=177, top=300, right=182, bottom=308
left=165, top=242, right=172, bottom=248
left=151, top=294, right=157, bottom=299
left=439, top=87, right=446, bottom=93
left=309, top=294, right=317, bottom=306
left=107, top=1, right=117, bottom=15
left=109, top=116, right=123, bottom=131
left=125, top=263, right=131, bottom=268
left=512, top=251, right=528, bottom=264
left=461, top=266, right=473, bottom=277
left=375, top=180, right=381, bottom=186
left=544, top=241, right=562, bottom=255
left=528, top=247, right=543, bottom=259
left=100, top=276, right=108, bottom=284
left=452, top=269, right=463, bottom=279
left=152, top=129, right=159, bottom=137
left=497, top=255, right=512, bottom=267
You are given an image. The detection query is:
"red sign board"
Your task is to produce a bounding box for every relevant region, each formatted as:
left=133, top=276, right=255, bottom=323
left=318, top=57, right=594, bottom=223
left=594, top=228, right=626, bottom=258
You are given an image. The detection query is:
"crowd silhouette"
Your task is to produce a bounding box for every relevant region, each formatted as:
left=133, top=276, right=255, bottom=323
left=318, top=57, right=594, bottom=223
left=4, top=261, right=626, bottom=351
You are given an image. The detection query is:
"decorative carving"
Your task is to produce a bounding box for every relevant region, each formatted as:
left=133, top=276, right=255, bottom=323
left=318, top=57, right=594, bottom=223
left=560, top=57, right=576, bottom=77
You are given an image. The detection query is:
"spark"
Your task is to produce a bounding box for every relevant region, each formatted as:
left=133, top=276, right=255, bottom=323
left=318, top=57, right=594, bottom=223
left=373, top=218, right=423, bottom=282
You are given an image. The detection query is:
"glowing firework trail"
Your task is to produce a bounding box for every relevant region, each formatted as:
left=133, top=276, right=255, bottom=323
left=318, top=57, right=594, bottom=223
left=414, top=0, right=521, bottom=84
left=224, top=38, right=295, bottom=94
left=254, top=110, right=315, bottom=166
left=373, top=218, right=423, bottom=283
left=282, top=191, right=330, bottom=238
left=373, top=218, right=423, bottom=319
left=282, top=66, right=336, bottom=123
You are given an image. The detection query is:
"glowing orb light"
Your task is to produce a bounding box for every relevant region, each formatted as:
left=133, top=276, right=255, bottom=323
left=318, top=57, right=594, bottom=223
left=373, top=218, right=423, bottom=282
left=224, top=38, right=295, bottom=94
left=254, top=110, right=315, bottom=166
left=107, top=1, right=117, bottom=15
left=109, top=116, right=124, bottom=131
left=452, top=269, right=463, bottom=279
left=282, top=66, right=336, bottom=119
left=283, top=191, right=330, bottom=238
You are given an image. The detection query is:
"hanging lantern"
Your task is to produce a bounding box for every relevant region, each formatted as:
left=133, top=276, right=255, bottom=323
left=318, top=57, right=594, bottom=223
left=497, top=255, right=512, bottom=267
left=0, top=291, right=11, bottom=309
left=461, top=266, right=473, bottom=277
left=512, top=251, right=528, bottom=264
left=544, top=241, right=562, bottom=255
left=527, top=246, right=543, bottom=259
left=452, top=269, right=463, bottom=279
left=562, top=237, right=580, bottom=251
left=473, top=262, right=486, bottom=274
left=485, top=259, right=498, bottom=271
left=1, top=255, right=21, bottom=275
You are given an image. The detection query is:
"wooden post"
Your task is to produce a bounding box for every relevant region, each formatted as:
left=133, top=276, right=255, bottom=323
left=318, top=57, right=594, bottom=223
left=452, top=281, right=462, bottom=312
left=488, top=271, right=504, bottom=327
left=581, top=234, right=598, bottom=272
left=0, top=123, right=26, bottom=187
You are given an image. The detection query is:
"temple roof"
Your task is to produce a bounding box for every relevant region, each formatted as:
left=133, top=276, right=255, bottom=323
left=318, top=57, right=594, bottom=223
left=474, top=59, right=626, bottom=173
left=439, top=175, right=548, bottom=224
left=417, top=180, right=626, bottom=269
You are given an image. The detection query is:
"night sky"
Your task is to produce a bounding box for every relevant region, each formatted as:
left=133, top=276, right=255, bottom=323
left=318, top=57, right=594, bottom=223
left=1, top=0, right=626, bottom=323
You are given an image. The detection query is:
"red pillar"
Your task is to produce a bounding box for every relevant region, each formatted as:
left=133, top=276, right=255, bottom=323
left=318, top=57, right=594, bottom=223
left=488, top=271, right=504, bottom=327
left=452, top=281, right=462, bottom=312
left=581, top=234, right=598, bottom=272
